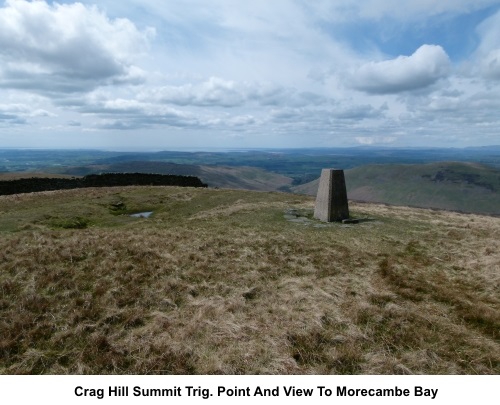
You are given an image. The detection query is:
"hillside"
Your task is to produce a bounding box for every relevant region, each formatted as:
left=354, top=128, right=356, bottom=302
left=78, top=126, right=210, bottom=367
left=55, top=161, right=292, bottom=192
left=0, top=186, right=499, bottom=374
left=293, top=162, right=500, bottom=215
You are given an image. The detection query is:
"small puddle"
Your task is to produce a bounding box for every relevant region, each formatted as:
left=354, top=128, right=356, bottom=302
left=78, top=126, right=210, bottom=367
left=130, top=211, right=153, bottom=218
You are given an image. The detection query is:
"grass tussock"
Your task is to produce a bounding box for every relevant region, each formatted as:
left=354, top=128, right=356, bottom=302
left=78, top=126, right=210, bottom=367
left=0, top=186, right=499, bottom=374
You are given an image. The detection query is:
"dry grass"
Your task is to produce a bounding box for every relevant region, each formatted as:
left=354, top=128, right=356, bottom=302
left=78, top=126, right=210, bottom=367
left=0, top=186, right=499, bottom=374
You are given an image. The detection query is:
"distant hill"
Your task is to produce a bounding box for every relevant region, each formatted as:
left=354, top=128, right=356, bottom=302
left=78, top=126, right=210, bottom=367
left=293, top=162, right=500, bottom=215
left=58, top=161, right=293, bottom=192
left=0, top=173, right=79, bottom=180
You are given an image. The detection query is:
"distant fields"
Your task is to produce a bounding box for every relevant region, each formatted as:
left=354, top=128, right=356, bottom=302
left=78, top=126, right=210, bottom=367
left=1, top=186, right=499, bottom=374
left=2, top=147, right=500, bottom=181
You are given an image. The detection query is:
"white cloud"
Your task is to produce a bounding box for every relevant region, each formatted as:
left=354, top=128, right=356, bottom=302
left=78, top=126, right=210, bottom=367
left=351, top=45, right=451, bottom=94
left=139, top=77, right=328, bottom=108
left=0, top=0, right=153, bottom=95
left=143, top=77, right=246, bottom=108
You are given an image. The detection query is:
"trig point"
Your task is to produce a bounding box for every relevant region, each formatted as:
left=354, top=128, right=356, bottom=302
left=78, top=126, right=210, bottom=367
left=314, top=169, right=349, bottom=222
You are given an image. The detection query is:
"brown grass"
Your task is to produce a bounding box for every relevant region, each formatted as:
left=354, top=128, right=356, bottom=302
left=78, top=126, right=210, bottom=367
left=0, top=186, right=499, bottom=374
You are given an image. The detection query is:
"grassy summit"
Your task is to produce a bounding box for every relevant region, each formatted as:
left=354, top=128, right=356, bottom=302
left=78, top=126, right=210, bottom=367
left=0, top=186, right=499, bottom=374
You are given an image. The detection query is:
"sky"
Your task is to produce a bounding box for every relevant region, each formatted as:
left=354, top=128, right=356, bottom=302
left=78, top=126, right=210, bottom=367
left=1, top=0, right=500, bottom=150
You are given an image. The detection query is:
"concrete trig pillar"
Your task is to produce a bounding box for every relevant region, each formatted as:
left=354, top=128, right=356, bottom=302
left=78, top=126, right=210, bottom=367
left=314, top=169, right=349, bottom=222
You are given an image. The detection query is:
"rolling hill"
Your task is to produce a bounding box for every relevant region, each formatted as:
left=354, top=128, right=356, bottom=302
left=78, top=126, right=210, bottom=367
left=293, top=162, right=500, bottom=215
left=57, top=161, right=293, bottom=192
left=0, top=185, right=499, bottom=374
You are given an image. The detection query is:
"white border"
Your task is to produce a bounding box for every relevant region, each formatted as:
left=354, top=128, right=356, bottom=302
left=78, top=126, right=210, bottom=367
left=1, top=375, right=498, bottom=404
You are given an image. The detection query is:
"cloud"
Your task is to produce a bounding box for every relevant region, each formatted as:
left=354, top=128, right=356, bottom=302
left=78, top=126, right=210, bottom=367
left=480, top=50, right=500, bottom=80
left=331, top=104, right=384, bottom=120
left=475, top=10, right=500, bottom=80
left=143, top=77, right=247, bottom=108
left=0, top=110, right=25, bottom=124
left=0, top=0, right=153, bottom=95
left=75, top=96, right=201, bottom=130
left=0, top=103, right=51, bottom=124
left=0, top=1, right=499, bottom=148
left=30, top=109, right=57, bottom=118
left=350, top=45, right=451, bottom=94
left=140, top=77, right=327, bottom=108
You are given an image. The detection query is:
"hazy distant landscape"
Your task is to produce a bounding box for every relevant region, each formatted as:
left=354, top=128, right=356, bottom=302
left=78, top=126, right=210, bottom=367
left=3, top=146, right=500, bottom=175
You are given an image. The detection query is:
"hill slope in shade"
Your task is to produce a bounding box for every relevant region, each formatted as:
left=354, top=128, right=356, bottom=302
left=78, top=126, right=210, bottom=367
left=293, top=162, right=500, bottom=215
left=0, top=186, right=498, bottom=374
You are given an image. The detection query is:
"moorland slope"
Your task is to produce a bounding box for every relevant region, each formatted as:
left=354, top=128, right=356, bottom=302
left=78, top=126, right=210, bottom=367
left=293, top=162, right=500, bottom=215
